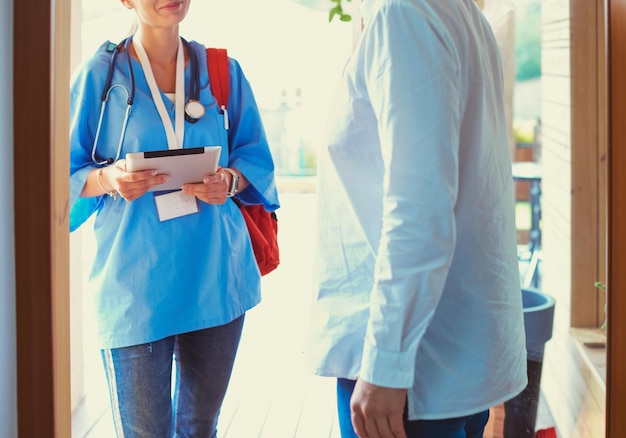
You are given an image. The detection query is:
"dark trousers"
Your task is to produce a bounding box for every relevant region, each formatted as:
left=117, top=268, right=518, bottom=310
left=337, top=378, right=490, bottom=438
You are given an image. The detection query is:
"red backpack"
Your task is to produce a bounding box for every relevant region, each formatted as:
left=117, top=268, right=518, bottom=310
left=206, top=48, right=280, bottom=276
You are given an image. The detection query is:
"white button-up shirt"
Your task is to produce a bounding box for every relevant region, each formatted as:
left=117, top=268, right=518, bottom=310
left=308, top=0, right=527, bottom=420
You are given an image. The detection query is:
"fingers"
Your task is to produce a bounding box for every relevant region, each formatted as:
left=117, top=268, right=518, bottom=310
left=352, top=409, right=369, bottom=438
left=181, top=171, right=229, bottom=205
left=111, top=166, right=169, bottom=201
left=114, top=158, right=127, bottom=171
left=388, top=412, right=407, bottom=438
left=353, top=407, right=405, bottom=438
left=350, top=380, right=408, bottom=438
left=370, top=418, right=394, bottom=438
left=111, top=164, right=229, bottom=203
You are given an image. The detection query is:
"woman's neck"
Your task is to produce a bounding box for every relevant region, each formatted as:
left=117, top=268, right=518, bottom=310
left=133, top=27, right=181, bottom=67
left=132, top=26, right=184, bottom=92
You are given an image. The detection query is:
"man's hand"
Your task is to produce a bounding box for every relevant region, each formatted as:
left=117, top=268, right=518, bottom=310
left=350, top=379, right=408, bottom=438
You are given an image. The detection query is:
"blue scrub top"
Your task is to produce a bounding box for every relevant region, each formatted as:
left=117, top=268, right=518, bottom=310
left=69, top=39, right=279, bottom=349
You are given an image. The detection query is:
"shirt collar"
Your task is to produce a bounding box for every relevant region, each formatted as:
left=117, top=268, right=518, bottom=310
left=360, top=0, right=388, bottom=26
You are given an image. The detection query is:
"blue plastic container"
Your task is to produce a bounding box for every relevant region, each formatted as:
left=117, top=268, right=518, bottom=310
left=504, top=287, right=556, bottom=437
left=522, top=287, right=556, bottom=361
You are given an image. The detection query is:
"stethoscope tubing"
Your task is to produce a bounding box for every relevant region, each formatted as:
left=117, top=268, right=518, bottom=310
left=91, top=85, right=133, bottom=165
left=91, top=36, right=200, bottom=165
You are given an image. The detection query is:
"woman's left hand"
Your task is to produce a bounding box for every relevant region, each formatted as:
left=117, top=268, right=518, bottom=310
left=181, top=169, right=230, bottom=204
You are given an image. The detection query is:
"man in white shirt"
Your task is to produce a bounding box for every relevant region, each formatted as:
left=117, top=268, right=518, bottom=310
left=307, top=1, right=528, bottom=437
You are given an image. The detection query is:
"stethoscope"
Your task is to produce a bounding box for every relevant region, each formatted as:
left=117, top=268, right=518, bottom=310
left=91, top=36, right=204, bottom=165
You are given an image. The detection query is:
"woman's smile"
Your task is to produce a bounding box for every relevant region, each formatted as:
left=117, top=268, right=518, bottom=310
left=160, top=1, right=185, bottom=12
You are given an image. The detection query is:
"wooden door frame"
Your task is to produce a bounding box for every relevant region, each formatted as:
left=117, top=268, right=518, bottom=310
left=570, top=0, right=608, bottom=328
left=606, top=0, right=626, bottom=435
left=13, top=0, right=71, bottom=436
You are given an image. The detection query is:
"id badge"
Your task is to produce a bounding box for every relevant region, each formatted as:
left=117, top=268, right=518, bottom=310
left=154, top=190, right=199, bottom=221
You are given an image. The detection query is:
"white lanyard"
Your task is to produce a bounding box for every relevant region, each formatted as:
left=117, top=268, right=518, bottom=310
left=133, top=37, right=185, bottom=149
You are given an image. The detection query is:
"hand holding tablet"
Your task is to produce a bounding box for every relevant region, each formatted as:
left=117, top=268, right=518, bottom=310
left=125, top=146, right=222, bottom=192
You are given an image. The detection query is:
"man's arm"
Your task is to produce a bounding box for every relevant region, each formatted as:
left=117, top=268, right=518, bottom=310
left=352, top=2, right=462, bottom=434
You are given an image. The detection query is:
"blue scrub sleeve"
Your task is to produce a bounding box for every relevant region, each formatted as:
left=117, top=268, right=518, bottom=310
left=69, top=58, right=106, bottom=232
left=224, top=59, right=279, bottom=212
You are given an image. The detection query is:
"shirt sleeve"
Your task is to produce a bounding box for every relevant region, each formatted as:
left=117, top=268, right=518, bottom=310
left=226, top=59, right=279, bottom=211
left=358, top=1, right=463, bottom=388
left=69, top=61, right=105, bottom=232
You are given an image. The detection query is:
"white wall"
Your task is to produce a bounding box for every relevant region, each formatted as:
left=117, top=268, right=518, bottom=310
left=0, top=0, right=18, bottom=436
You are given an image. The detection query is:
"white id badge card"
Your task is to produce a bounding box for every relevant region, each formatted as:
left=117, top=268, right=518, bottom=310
left=154, top=190, right=199, bottom=222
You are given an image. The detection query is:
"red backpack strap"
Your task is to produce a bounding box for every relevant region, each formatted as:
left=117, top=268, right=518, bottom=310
left=206, top=48, right=230, bottom=130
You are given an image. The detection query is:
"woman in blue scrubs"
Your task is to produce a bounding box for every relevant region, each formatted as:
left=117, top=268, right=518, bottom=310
left=69, top=1, right=279, bottom=436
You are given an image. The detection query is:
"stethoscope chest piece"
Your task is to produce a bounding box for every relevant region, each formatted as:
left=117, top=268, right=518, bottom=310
left=185, top=100, right=205, bottom=123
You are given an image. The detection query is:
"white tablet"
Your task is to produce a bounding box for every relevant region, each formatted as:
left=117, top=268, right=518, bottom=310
left=125, top=146, right=222, bottom=192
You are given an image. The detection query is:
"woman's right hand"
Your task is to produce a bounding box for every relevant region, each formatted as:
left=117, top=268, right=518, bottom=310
left=96, top=159, right=169, bottom=201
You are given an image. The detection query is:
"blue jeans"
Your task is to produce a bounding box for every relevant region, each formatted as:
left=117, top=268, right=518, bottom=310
left=101, top=315, right=245, bottom=438
left=337, top=378, right=490, bottom=438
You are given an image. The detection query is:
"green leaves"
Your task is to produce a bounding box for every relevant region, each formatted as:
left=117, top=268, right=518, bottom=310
left=515, top=1, right=541, bottom=81
left=329, top=0, right=352, bottom=23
